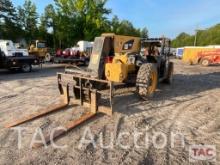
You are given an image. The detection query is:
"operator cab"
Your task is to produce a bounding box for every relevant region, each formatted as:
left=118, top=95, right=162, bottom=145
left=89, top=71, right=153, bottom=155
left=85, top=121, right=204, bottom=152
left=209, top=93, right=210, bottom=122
left=141, top=38, right=171, bottom=77
left=29, top=40, right=47, bottom=49
left=141, top=38, right=171, bottom=57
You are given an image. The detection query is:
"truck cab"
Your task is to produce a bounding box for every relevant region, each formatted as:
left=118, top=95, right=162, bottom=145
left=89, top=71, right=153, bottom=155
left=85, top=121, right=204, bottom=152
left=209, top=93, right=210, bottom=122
left=0, top=40, right=29, bottom=57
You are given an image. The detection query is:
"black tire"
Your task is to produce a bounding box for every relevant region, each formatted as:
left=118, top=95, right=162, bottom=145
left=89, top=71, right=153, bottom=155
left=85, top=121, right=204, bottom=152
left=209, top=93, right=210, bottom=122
left=164, top=62, right=174, bottom=84
left=136, top=63, right=158, bottom=100
left=84, top=59, right=89, bottom=66
left=21, top=63, right=32, bottom=73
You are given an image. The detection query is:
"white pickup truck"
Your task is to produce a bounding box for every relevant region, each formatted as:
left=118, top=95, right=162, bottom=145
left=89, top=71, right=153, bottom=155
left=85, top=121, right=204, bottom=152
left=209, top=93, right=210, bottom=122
left=0, top=40, right=39, bottom=72
left=0, top=40, right=29, bottom=57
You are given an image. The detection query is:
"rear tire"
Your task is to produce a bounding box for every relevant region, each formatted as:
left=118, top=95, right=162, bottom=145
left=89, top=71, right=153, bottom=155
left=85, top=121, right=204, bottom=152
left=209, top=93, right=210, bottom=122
left=164, top=62, right=174, bottom=84
left=136, top=63, right=158, bottom=100
left=200, top=58, right=210, bottom=66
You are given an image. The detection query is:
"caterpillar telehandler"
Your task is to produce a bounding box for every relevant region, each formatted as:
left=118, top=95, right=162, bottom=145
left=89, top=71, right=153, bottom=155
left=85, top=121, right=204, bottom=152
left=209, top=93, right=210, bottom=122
left=5, top=33, right=173, bottom=148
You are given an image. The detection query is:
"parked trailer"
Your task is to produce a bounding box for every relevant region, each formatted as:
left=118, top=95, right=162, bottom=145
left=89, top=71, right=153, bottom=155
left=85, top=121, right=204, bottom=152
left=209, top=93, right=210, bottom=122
left=53, top=41, right=93, bottom=65
left=53, top=56, right=89, bottom=65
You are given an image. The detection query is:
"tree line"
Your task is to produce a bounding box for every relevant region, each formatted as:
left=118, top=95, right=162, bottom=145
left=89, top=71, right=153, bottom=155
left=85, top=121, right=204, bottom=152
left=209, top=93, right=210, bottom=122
left=0, top=0, right=148, bottom=49
left=172, top=24, right=220, bottom=48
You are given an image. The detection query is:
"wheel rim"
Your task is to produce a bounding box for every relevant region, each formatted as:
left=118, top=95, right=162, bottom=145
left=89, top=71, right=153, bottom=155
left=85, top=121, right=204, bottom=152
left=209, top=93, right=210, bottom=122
left=45, top=53, right=51, bottom=62
left=22, top=64, right=30, bottom=72
left=148, top=71, right=157, bottom=94
left=202, top=59, right=209, bottom=66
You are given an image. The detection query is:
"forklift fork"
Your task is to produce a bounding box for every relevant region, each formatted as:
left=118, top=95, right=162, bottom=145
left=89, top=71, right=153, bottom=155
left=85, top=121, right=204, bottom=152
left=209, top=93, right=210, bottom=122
left=5, top=73, right=113, bottom=148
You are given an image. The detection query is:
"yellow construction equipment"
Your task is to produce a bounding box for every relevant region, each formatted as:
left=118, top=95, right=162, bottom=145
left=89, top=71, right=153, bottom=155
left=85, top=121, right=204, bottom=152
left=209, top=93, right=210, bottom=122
left=5, top=33, right=173, bottom=148
left=29, top=40, right=51, bottom=62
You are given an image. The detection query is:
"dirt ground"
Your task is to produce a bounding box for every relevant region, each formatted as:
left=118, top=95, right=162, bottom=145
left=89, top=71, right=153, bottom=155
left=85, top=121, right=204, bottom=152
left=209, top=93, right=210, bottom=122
left=0, top=60, right=219, bottom=165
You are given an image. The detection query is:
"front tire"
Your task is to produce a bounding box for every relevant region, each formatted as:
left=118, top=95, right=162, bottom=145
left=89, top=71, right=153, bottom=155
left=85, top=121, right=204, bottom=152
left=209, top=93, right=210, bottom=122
left=136, top=63, right=158, bottom=100
left=21, top=63, right=32, bottom=73
left=164, top=62, right=174, bottom=84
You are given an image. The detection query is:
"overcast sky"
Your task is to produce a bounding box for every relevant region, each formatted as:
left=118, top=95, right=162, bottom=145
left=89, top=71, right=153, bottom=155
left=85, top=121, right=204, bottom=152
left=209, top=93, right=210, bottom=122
left=12, top=0, right=220, bottom=38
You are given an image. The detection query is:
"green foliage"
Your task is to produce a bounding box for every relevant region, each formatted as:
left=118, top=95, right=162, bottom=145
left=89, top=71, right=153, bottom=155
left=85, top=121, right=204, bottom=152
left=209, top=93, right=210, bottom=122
left=140, top=27, right=148, bottom=38
left=0, top=0, right=149, bottom=49
left=172, top=24, right=220, bottom=47
left=39, top=4, right=57, bottom=47
left=172, top=32, right=194, bottom=47
left=110, top=15, right=143, bottom=37
left=17, top=0, right=38, bottom=41
left=0, top=0, right=23, bottom=40
left=53, top=0, right=112, bottom=46
left=0, top=0, right=16, bottom=20
left=196, top=24, right=220, bottom=46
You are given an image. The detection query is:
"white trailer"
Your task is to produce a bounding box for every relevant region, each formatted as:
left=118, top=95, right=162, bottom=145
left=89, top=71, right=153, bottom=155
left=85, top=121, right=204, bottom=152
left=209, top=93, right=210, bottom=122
left=72, top=41, right=94, bottom=55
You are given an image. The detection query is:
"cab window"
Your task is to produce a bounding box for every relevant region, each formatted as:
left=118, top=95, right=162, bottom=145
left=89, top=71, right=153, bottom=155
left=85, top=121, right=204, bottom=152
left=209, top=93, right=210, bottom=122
left=123, top=40, right=134, bottom=50
left=37, top=42, right=46, bottom=48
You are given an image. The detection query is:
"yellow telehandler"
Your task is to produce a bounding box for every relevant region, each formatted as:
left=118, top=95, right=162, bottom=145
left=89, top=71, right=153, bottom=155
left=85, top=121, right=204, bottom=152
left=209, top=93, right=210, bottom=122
left=5, top=33, right=173, bottom=148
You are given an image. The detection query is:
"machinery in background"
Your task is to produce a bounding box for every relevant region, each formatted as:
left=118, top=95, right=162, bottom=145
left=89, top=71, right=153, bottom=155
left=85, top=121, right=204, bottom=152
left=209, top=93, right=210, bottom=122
left=0, top=40, right=28, bottom=57
left=0, top=40, right=39, bottom=72
left=182, top=45, right=220, bottom=65
left=197, top=49, right=220, bottom=66
left=54, top=41, right=93, bottom=65
left=72, top=41, right=93, bottom=56
left=28, top=40, right=52, bottom=62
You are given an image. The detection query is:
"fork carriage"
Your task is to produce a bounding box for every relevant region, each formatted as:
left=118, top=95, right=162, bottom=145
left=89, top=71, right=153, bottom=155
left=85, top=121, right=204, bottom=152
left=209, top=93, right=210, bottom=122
left=5, top=70, right=114, bottom=148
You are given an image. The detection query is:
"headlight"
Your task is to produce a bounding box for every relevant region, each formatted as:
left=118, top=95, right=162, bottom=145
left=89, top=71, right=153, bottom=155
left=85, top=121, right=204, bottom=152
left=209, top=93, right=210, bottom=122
left=13, top=61, right=16, bottom=65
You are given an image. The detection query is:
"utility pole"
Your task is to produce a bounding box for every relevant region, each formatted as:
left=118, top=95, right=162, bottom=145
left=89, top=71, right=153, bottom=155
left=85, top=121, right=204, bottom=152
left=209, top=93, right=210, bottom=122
left=194, top=29, right=198, bottom=46
left=194, top=28, right=207, bottom=46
